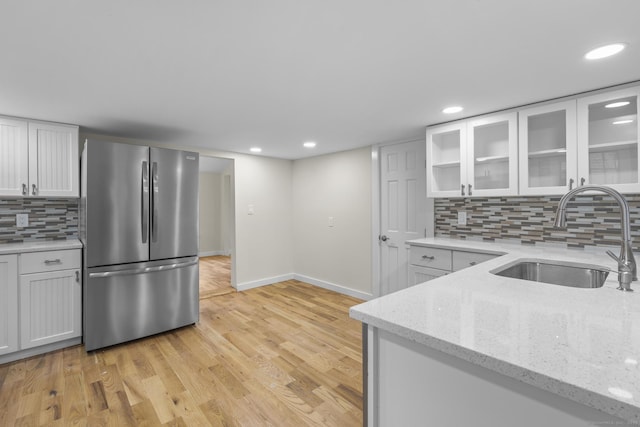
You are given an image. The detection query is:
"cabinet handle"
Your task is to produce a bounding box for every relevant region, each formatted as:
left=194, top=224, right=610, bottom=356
left=468, top=184, right=473, bottom=196
left=461, top=184, right=465, bottom=196
left=580, top=177, right=586, bottom=186
left=32, top=184, right=37, bottom=196
left=22, top=183, right=27, bottom=195
left=569, top=178, right=574, bottom=190
left=469, top=261, right=477, bottom=266
left=75, top=271, right=80, bottom=282
left=44, top=259, right=62, bottom=265
left=422, top=255, right=435, bottom=260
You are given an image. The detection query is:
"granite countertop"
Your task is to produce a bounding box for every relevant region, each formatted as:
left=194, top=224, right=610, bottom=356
left=0, top=239, right=83, bottom=255
left=350, top=238, right=640, bottom=423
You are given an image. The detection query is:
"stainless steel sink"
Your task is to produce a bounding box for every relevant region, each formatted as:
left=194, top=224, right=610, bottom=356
left=491, top=259, right=610, bottom=288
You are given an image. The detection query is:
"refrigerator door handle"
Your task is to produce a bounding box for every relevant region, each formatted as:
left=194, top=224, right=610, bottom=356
left=142, top=161, right=149, bottom=243
left=89, top=258, right=198, bottom=278
left=151, top=161, right=159, bottom=243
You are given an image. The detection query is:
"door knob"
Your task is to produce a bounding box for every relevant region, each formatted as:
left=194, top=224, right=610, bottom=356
left=379, top=235, right=389, bottom=242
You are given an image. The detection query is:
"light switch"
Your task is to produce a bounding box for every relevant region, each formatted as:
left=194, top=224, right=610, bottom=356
left=328, top=216, right=334, bottom=227
left=457, top=211, right=467, bottom=226
left=248, top=204, right=255, bottom=215
left=16, top=213, right=29, bottom=227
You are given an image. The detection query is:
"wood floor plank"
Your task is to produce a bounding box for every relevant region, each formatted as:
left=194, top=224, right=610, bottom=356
left=0, top=278, right=364, bottom=426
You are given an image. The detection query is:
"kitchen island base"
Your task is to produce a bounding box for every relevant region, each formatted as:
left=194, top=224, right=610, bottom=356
left=366, top=325, right=627, bottom=427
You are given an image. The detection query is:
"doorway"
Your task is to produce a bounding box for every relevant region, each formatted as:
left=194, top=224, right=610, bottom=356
left=199, top=156, right=235, bottom=298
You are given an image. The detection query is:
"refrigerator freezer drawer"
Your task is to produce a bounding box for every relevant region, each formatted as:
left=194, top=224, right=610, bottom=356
left=84, top=257, right=199, bottom=351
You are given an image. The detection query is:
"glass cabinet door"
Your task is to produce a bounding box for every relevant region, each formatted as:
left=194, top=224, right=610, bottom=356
left=426, top=122, right=466, bottom=197
left=467, top=112, right=518, bottom=196
left=577, top=87, right=640, bottom=193
left=518, top=100, right=577, bottom=195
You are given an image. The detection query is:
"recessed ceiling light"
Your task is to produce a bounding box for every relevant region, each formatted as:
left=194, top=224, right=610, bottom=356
left=303, top=141, right=316, bottom=148
left=250, top=147, right=262, bottom=153
left=584, top=43, right=626, bottom=60
left=605, top=101, right=630, bottom=108
left=613, top=119, right=634, bottom=125
left=442, top=106, right=463, bottom=114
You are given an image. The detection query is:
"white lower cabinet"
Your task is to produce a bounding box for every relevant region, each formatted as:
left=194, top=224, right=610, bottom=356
left=408, top=265, right=448, bottom=286
left=19, top=268, right=81, bottom=349
left=0, top=255, right=19, bottom=356
left=0, top=248, right=81, bottom=363
left=407, top=243, right=499, bottom=287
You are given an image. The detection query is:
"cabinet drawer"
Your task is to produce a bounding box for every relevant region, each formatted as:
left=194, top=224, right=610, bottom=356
left=409, top=246, right=452, bottom=270
left=452, top=251, right=497, bottom=272
left=20, top=249, right=81, bottom=274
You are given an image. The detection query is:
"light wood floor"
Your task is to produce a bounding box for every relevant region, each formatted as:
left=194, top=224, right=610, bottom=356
left=199, top=256, right=233, bottom=299
left=0, top=280, right=364, bottom=426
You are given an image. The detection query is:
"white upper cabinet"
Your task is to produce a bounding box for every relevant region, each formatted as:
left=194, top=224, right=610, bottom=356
left=427, top=122, right=466, bottom=197
left=28, top=122, right=79, bottom=197
left=427, top=112, right=517, bottom=197
left=0, top=117, right=29, bottom=196
left=577, top=86, right=640, bottom=193
left=0, top=116, right=79, bottom=198
left=467, top=113, right=518, bottom=197
left=519, top=100, right=577, bottom=195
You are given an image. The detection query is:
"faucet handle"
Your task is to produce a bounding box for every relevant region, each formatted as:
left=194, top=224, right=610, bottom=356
left=606, top=250, right=634, bottom=291
left=606, top=250, right=627, bottom=268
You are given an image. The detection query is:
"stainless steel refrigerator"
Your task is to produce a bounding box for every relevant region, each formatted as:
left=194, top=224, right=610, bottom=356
left=80, top=139, right=199, bottom=351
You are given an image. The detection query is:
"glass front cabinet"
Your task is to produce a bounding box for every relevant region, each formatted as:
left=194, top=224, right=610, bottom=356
left=577, top=86, right=640, bottom=193
left=518, top=100, right=577, bottom=195
left=428, top=85, right=640, bottom=198
left=427, top=112, right=518, bottom=198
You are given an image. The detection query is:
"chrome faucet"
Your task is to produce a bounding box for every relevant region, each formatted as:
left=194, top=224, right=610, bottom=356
left=553, top=185, right=636, bottom=292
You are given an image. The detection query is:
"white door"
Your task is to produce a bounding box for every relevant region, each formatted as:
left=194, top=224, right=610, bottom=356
left=28, top=122, right=79, bottom=197
left=379, top=140, right=430, bottom=296
left=0, top=255, right=18, bottom=355
left=0, top=117, right=29, bottom=196
left=19, top=268, right=82, bottom=349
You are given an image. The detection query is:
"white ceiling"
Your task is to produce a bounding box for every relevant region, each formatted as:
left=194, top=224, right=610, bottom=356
left=1, top=1, right=639, bottom=160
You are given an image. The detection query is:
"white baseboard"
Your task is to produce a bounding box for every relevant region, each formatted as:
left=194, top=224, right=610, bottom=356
left=235, top=272, right=373, bottom=300
left=199, top=250, right=229, bottom=257
left=236, top=273, right=295, bottom=291
left=293, top=274, right=373, bottom=301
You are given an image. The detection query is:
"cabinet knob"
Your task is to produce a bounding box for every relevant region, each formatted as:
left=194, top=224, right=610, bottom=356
left=580, top=177, right=586, bottom=186
left=569, top=178, right=574, bottom=190
left=32, top=184, right=37, bottom=196
left=469, top=261, right=477, bottom=266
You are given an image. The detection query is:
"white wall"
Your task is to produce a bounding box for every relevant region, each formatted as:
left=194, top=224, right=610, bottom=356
left=198, top=172, right=223, bottom=256
left=292, top=147, right=372, bottom=298
left=233, top=154, right=294, bottom=288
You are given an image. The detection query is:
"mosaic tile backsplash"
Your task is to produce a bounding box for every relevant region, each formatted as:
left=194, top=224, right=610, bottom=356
left=434, top=194, right=640, bottom=251
left=0, top=198, right=78, bottom=244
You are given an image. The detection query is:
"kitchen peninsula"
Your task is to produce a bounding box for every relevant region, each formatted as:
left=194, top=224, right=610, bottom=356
left=351, top=238, right=640, bottom=426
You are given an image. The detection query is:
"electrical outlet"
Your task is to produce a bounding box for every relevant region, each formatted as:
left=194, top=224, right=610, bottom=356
left=16, top=213, right=29, bottom=227
left=457, top=211, right=467, bottom=226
